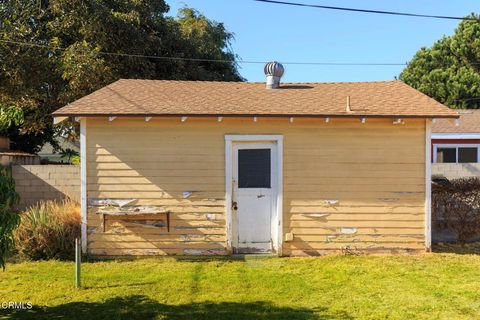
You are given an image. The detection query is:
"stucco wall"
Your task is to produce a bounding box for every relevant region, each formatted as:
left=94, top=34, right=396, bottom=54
left=12, top=165, right=80, bottom=209
left=432, top=163, right=480, bottom=180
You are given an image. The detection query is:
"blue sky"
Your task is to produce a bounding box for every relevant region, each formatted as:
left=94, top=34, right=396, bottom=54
left=167, top=1, right=480, bottom=82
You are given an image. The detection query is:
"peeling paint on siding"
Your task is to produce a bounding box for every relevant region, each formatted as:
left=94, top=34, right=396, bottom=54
left=340, top=227, right=358, bottom=235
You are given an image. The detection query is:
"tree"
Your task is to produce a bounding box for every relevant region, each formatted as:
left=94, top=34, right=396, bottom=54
left=0, top=165, right=20, bottom=270
left=400, top=14, right=480, bottom=109
left=0, top=105, right=23, bottom=132
left=0, top=1, right=243, bottom=153
left=59, top=148, right=79, bottom=164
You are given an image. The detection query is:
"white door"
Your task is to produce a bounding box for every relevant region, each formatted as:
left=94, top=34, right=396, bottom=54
left=232, top=142, right=276, bottom=253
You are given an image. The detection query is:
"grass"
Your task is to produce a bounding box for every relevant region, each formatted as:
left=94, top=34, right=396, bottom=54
left=1, top=254, right=480, bottom=319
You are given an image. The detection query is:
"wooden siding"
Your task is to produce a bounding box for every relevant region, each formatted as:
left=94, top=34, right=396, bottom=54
left=86, top=117, right=426, bottom=256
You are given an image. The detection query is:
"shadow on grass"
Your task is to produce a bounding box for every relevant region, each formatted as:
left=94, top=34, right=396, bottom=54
left=85, top=255, right=250, bottom=263
left=432, top=242, right=480, bottom=255
left=172, top=254, right=281, bottom=263
left=173, top=255, right=247, bottom=262
left=82, top=281, right=158, bottom=289
left=0, top=295, right=352, bottom=320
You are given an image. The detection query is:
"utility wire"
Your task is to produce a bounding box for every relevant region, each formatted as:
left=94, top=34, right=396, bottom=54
left=4, top=38, right=480, bottom=68
left=455, top=97, right=480, bottom=101
left=254, top=0, right=479, bottom=21
left=0, top=39, right=406, bottom=66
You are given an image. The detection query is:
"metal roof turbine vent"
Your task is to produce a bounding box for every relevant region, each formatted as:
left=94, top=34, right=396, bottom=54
left=264, top=61, right=284, bottom=89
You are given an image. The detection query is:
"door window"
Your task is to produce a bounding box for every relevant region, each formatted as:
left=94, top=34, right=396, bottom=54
left=238, top=149, right=271, bottom=188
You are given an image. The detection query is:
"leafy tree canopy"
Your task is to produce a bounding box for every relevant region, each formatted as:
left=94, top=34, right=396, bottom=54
left=400, top=14, right=480, bottom=109
left=0, top=1, right=243, bottom=152
left=0, top=105, right=23, bottom=132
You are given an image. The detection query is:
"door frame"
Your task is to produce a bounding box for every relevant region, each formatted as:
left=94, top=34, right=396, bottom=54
left=232, top=141, right=276, bottom=253
left=225, top=134, right=283, bottom=255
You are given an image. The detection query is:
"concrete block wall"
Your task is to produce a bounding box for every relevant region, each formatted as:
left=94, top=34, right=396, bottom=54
left=12, top=165, right=80, bottom=209
left=1, top=155, right=40, bottom=165
left=432, top=163, right=480, bottom=180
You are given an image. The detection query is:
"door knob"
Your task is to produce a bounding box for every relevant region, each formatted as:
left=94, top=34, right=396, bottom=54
left=232, top=201, right=238, bottom=210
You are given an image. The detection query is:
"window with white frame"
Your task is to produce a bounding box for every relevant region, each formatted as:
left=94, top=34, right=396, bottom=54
left=434, top=144, right=480, bottom=163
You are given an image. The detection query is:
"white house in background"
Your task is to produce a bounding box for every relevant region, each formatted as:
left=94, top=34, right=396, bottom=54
left=432, top=110, right=480, bottom=179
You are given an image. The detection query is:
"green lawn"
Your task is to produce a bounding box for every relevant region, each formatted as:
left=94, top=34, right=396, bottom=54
left=1, top=254, right=480, bottom=319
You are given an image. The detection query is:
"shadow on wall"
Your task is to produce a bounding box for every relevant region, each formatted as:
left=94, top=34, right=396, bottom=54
left=12, top=165, right=80, bottom=210
left=87, top=122, right=230, bottom=256
left=0, top=295, right=350, bottom=320
left=431, top=163, right=480, bottom=180
left=86, top=118, right=427, bottom=256
left=462, top=163, right=480, bottom=176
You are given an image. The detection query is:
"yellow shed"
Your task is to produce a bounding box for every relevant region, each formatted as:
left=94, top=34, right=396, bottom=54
left=53, top=75, right=457, bottom=257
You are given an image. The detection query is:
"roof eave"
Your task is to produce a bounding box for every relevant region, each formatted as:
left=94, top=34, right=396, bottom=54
left=51, top=113, right=459, bottom=119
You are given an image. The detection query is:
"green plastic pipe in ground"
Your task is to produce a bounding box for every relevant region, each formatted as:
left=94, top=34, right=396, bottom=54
left=75, top=238, right=81, bottom=288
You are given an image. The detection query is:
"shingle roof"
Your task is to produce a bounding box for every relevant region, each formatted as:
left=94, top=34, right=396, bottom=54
left=53, top=79, right=457, bottom=118
left=432, top=109, right=480, bottom=133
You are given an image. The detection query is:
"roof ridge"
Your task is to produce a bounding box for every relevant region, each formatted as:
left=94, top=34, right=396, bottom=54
left=116, top=78, right=400, bottom=85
